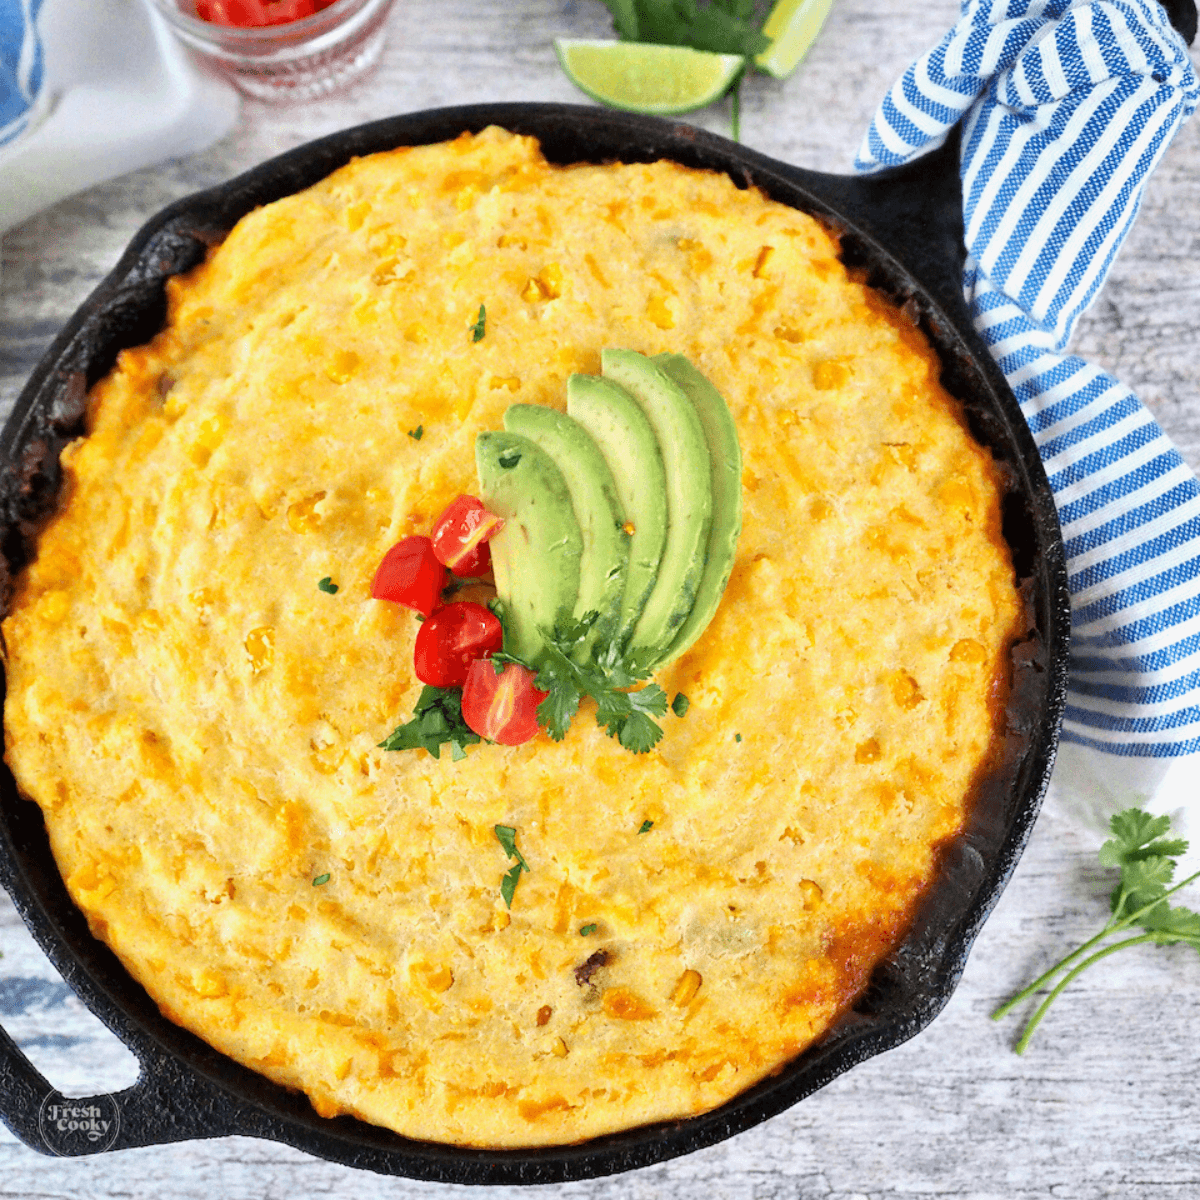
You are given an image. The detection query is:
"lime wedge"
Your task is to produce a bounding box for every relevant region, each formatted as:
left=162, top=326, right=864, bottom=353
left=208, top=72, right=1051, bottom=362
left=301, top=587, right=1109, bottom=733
left=753, top=0, right=834, bottom=79
left=554, top=39, right=745, bottom=115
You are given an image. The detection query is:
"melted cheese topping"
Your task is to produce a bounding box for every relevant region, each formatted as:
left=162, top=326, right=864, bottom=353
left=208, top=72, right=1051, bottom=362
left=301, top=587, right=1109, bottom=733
left=2, top=128, right=1022, bottom=1147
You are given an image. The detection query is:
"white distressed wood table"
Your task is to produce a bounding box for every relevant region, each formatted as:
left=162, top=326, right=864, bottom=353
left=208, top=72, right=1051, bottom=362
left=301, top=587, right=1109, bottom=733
left=1, top=1, right=1198, bottom=1196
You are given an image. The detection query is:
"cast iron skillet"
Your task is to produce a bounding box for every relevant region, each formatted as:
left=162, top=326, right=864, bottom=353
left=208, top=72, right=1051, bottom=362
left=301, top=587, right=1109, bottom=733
left=0, top=103, right=1069, bottom=1182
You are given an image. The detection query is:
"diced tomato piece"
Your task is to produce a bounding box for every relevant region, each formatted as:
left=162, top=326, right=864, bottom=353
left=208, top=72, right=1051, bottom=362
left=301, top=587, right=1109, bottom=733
left=413, top=601, right=503, bottom=688
left=371, top=536, right=446, bottom=616
left=263, top=0, right=321, bottom=22
left=461, top=659, right=547, bottom=746
left=195, top=0, right=274, bottom=26
left=195, top=0, right=331, bottom=26
left=431, top=495, right=504, bottom=577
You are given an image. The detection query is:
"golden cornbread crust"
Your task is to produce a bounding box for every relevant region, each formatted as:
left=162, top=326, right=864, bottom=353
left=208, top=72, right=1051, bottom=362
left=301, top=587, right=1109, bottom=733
left=2, top=128, right=1022, bottom=1148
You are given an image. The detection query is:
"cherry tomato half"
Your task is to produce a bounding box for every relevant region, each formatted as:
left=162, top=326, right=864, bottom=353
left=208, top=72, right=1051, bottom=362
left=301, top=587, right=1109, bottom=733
left=413, top=601, right=503, bottom=688
left=371, top=536, right=445, bottom=616
left=461, top=659, right=548, bottom=746
left=431, top=495, right=504, bottom=577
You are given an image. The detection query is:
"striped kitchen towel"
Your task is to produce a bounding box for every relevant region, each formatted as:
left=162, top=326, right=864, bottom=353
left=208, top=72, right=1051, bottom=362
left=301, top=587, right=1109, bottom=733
left=0, top=0, right=45, bottom=149
left=857, top=0, right=1200, bottom=764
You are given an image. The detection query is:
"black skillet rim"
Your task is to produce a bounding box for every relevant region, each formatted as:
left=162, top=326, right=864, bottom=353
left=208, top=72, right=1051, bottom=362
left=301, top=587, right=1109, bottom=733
left=0, top=102, right=1070, bottom=1183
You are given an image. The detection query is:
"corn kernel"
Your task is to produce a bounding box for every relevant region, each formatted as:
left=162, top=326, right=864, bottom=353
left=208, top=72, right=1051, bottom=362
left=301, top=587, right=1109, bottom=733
left=601, top=987, right=657, bottom=1021
left=38, top=590, right=70, bottom=624
left=951, top=638, right=988, bottom=664
left=325, top=349, right=360, bottom=384
left=671, top=969, right=702, bottom=1007
left=245, top=626, right=275, bottom=673
left=855, top=738, right=881, bottom=764
left=287, top=492, right=326, bottom=534
left=888, top=670, right=923, bottom=710
left=813, top=359, right=851, bottom=389
left=646, top=293, right=675, bottom=330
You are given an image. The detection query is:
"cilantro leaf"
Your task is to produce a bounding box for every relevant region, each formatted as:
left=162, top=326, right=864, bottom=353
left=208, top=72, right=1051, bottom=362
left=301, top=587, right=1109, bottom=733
left=1140, top=901, right=1200, bottom=940
left=993, top=807, right=1200, bottom=1053
left=470, top=304, right=487, bottom=342
left=495, top=825, right=530, bottom=908
left=494, top=824, right=530, bottom=871
left=597, top=0, right=769, bottom=58
left=379, top=686, right=481, bottom=759
left=500, top=863, right=523, bottom=908
left=529, top=620, right=669, bottom=753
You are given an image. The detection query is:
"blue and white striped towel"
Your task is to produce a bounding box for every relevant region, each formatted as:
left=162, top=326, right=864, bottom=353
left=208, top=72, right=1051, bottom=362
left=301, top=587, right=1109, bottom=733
left=857, top=0, right=1200, bottom=768
left=0, top=0, right=45, bottom=150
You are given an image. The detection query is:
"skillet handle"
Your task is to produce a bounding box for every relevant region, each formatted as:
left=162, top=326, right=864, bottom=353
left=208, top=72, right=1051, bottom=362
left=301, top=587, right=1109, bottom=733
left=0, top=1019, right=254, bottom=1154
left=770, top=126, right=970, bottom=332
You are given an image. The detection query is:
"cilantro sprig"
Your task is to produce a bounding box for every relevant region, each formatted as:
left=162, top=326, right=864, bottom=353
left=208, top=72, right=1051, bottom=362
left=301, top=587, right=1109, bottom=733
left=601, top=0, right=769, bottom=57
left=993, top=807, right=1200, bottom=1053
left=378, top=685, right=481, bottom=760
left=507, top=612, right=670, bottom=754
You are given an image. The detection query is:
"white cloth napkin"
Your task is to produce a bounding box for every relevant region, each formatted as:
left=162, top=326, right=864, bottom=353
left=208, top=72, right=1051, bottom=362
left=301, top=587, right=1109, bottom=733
left=857, top=0, right=1200, bottom=851
left=0, top=0, right=237, bottom=236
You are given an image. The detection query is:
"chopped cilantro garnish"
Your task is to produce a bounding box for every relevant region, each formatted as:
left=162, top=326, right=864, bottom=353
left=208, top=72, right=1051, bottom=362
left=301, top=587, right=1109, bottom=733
left=470, top=303, right=486, bottom=342
left=598, top=0, right=770, bottom=58
left=520, top=612, right=668, bottom=753
left=494, top=824, right=529, bottom=908
left=407, top=424, right=424, bottom=441
left=500, top=863, right=523, bottom=908
left=671, top=692, right=690, bottom=717
left=378, top=685, right=481, bottom=759
left=734, top=732, right=742, bottom=743
left=579, top=923, right=598, bottom=936
left=638, top=819, right=654, bottom=834
left=317, top=577, right=339, bottom=594
left=494, top=824, right=529, bottom=871
left=312, top=873, right=331, bottom=886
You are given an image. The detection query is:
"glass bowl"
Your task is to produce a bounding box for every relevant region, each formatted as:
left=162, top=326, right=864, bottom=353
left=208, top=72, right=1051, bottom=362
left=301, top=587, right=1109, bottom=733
left=148, top=0, right=397, bottom=101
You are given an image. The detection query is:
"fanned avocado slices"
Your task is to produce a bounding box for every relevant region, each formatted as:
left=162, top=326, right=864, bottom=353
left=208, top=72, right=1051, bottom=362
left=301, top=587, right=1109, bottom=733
left=600, top=349, right=713, bottom=665
left=653, top=353, right=743, bottom=662
left=476, top=350, right=742, bottom=690
left=503, top=403, right=630, bottom=655
left=475, top=431, right=582, bottom=663
left=565, top=373, right=667, bottom=650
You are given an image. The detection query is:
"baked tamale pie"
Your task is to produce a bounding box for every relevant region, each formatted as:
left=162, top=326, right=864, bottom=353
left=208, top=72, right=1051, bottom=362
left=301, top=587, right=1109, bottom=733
left=2, top=126, right=1023, bottom=1148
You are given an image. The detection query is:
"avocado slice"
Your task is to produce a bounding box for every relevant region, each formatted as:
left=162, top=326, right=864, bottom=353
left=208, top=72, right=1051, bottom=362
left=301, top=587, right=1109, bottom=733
left=502, top=403, right=630, bottom=653
left=475, top=431, right=582, bottom=662
left=565, top=373, right=667, bottom=650
left=654, top=353, right=742, bottom=661
left=600, top=349, right=713, bottom=665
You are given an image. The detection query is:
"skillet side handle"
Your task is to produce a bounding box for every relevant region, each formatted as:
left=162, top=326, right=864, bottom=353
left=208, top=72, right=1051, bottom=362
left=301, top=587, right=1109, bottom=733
left=0, top=1021, right=254, bottom=1154
left=773, top=127, right=969, bottom=331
